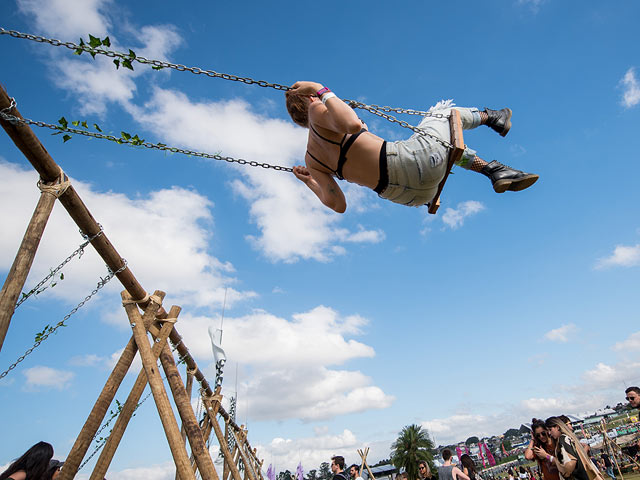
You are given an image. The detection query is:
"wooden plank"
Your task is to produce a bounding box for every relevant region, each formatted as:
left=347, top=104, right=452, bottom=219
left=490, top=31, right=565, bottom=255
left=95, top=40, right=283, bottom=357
left=428, top=109, right=465, bottom=214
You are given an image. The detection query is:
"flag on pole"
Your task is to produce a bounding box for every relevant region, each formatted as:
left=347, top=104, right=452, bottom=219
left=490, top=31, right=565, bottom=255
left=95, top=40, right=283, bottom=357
left=484, top=443, right=496, bottom=466
left=267, top=464, right=275, bottom=480
left=296, top=462, right=304, bottom=480
left=501, top=441, right=507, bottom=455
left=478, top=442, right=486, bottom=468
left=456, top=446, right=462, bottom=461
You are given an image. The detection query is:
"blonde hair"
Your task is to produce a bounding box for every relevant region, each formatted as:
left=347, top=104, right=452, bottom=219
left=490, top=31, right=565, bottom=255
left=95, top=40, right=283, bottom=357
left=547, top=418, right=603, bottom=480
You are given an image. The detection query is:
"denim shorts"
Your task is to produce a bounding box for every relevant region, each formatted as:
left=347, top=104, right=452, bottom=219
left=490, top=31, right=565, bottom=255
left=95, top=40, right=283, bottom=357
left=377, top=103, right=480, bottom=207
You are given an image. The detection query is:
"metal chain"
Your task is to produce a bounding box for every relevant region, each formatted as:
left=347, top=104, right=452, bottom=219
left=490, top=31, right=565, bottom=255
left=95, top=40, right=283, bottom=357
left=15, top=227, right=104, bottom=309
left=0, top=260, right=128, bottom=380
left=0, top=109, right=293, bottom=173
left=347, top=101, right=454, bottom=150
left=0, top=28, right=435, bottom=117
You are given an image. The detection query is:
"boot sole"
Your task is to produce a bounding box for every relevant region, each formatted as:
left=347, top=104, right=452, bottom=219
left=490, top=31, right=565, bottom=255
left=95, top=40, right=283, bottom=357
left=499, top=108, right=512, bottom=137
left=493, top=174, right=539, bottom=193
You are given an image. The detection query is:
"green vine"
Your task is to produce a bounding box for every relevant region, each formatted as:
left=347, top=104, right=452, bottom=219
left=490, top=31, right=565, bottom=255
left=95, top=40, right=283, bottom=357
left=54, top=116, right=144, bottom=146
left=21, top=271, right=64, bottom=301
left=74, top=34, right=164, bottom=71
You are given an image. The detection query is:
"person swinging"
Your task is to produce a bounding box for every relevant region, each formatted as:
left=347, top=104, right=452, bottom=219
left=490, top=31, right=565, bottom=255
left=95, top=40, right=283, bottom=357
left=286, top=81, right=538, bottom=213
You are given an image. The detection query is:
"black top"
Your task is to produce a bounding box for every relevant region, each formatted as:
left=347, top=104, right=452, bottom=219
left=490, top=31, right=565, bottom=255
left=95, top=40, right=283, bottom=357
left=306, top=124, right=367, bottom=180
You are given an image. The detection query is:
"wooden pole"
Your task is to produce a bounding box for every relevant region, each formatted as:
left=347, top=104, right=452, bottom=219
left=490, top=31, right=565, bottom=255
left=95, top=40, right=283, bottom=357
left=159, top=338, right=218, bottom=480
left=123, top=290, right=195, bottom=480
left=89, top=308, right=179, bottom=480
left=0, top=189, right=56, bottom=351
left=60, top=292, right=164, bottom=480
left=204, top=393, right=244, bottom=480
left=176, top=368, right=196, bottom=480
left=223, top=417, right=231, bottom=480
left=232, top=428, right=257, bottom=480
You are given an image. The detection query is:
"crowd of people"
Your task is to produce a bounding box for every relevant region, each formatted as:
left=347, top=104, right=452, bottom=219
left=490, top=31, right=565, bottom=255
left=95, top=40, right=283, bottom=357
left=4, top=388, right=640, bottom=480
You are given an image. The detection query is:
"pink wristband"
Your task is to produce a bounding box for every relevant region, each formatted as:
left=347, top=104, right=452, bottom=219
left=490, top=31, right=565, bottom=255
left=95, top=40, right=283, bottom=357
left=316, top=87, right=330, bottom=97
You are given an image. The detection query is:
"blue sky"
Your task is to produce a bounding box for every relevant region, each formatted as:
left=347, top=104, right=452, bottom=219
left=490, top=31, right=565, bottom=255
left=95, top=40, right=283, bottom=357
left=1, top=0, right=640, bottom=478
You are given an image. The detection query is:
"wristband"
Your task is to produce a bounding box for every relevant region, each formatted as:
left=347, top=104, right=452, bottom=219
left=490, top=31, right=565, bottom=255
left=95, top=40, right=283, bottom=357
left=316, top=87, right=330, bottom=97
left=321, top=92, right=337, bottom=105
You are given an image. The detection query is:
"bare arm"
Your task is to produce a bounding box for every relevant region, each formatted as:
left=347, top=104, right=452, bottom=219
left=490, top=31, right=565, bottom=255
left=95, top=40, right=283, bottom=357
left=453, top=467, right=470, bottom=480
left=553, top=457, right=576, bottom=478
left=289, top=81, right=362, bottom=133
left=292, top=165, right=347, bottom=213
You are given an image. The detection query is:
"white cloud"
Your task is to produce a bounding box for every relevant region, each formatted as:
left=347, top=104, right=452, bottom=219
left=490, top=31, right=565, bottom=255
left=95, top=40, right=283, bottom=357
left=517, top=0, right=547, bottom=13
left=544, top=323, right=578, bottom=343
left=0, top=160, right=252, bottom=313
left=23, top=365, right=74, bottom=390
left=621, top=68, right=640, bottom=108
left=582, top=361, right=640, bottom=389
left=17, top=0, right=112, bottom=39
left=173, top=306, right=392, bottom=421
left=441, top=200, right=485, bottom=230
left=595, top=243, right=640, bottom=269
left=131, top=89, right=384, bottom=263
left=613, top=331, right=640, bottom=351
left=68, top=354, right=104, bottom=366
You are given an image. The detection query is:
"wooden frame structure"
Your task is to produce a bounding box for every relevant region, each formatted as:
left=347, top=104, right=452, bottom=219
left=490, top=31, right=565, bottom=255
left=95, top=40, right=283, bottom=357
left=427, top=109, right=465, bottom=215
left=0, top=86, right=265, bottom=480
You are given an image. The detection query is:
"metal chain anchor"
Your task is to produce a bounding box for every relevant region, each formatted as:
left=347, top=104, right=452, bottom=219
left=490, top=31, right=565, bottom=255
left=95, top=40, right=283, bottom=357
left=15, top=227, right=104, bottom=309
left=0, top=260, right=128, bottom=380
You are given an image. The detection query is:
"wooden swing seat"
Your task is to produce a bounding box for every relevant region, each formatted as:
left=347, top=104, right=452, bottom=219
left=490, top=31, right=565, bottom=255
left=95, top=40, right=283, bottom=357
left=427, top=108, right=465, bottom=214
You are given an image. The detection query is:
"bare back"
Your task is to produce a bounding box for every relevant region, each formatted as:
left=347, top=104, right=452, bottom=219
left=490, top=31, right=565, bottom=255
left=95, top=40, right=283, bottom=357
left=306, top=102, right=385, bottom=190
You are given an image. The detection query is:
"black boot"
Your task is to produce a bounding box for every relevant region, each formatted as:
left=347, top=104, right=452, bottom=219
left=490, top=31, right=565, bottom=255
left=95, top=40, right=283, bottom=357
left=481, top=160, right=539, bottom=193
left=484, top=107, right=512, bottom=137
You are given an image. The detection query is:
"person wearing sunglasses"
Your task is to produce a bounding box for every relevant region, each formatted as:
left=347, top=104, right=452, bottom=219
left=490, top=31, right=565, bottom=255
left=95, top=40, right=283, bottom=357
left=525, top=418, right=560, bottom=480
left=625, top=387, right=640, bottom=408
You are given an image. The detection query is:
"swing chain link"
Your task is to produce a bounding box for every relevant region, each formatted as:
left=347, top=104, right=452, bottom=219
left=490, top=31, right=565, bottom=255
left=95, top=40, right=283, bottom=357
left=0, top=109, right=294, bottom=173
left=0, top=28, right=434, bottom=117
left=0, top=260, right=128, bottom=380
left=15, top=226, right=104, bottom=310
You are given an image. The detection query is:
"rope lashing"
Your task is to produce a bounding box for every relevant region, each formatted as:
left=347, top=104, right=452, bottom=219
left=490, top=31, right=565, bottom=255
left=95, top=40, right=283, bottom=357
left=37, top=167, right=70, bottom=198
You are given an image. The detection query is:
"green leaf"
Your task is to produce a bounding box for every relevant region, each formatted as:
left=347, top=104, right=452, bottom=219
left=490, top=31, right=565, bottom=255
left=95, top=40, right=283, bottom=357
left=89, top=34, right=101, bottom=48
left=79, top=38, right=85, bottom=46
left=113, top=59, right=120, bottom=69
left=93, top=123, right=102, bottom=132
left=122, top=59, right=133, bottom=71
left=102, top=36, right=111, bottom=47
left=128, top=49, right=136, bottom=59
left=63, top=134, right=72, bottom=143
left=71, top=120, right=80, bottom=127
left=121, top=131, right=131, bottom=140
left=90, top=51, right=97, bottom=59
left=58, top=117, right=68, bottom=129
left=74, top=48, right=83, bottom=56
left=81, top=121, right=88, bottom=129
left=60, top=273, right=64, bottom=280
left=152, top=65, right=164, bottom=70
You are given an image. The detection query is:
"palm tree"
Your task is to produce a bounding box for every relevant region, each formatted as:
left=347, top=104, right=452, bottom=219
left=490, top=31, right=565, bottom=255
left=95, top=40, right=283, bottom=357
left=391, top=424, right=436, bottom=480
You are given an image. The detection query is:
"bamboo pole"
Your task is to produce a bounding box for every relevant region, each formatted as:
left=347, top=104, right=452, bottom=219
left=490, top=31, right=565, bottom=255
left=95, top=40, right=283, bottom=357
left=203, top=393, right=243, bottom=480
left=0, top=188, right=56, bottom=351
left=159, top=339, right=218, bottom=480
left=60, top=291, right=164, bottom=480
left=89, top=307, right=179, bottom=480
left=123, top=290, right=195, bottom=480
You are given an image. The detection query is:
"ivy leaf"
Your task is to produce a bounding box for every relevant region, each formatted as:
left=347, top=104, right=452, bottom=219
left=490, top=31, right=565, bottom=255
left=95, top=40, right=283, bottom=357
left=102, top=36, right=111, bottom=47
left=93, top=123, right=102, bottom=132
left=81, top=121, right=88, bottom=129
left=90, top=51, right=97, bottom=59
left=152, top=65, right=164, bottom=70
left=121, top=131, right=131, bottom=141
left=89, top=34, right=102, bottom=48
left=63, top=134, right=72, bottom=142
left=128, top=49, right=136, bottom=59
left=122, top=59, right=133, bottom=71
left=74, top=38, right=85, bottom=55
left=58, top=117, right=68, bottom=129
left=71, top=120, right=80, bottom=127
left=113, top=59, right=120, bottom=69
left=60, top=273, right=64, bottom=280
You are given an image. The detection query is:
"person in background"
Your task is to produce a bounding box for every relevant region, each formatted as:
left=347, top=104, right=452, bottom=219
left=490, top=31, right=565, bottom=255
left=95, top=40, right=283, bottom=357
left=525, top=418, right=560, bottom=480
left=625, top=387, right=640, bottom=409
left=439, top=449, right=470, bottom=480
left=460, top=454, right=479, bottom=480
left=0, top=442, right=54, bottom=480
left=546, top=417, right=603, bottom=480
left=418, top=460, right=433, bottom=480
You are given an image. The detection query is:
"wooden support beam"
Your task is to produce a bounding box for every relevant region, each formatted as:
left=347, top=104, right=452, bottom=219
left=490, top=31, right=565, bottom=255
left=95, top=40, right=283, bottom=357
left=204, top=393, right=244, bottom=480
left=0, top=188, right=56, bottom=351
left=159, top=336, right=218, bottom=480
left=60, top=292, right=164, bottom=480
left=231, top=428, right=257, bottom=480
left=123, top=290, right=195, bottom=480
left=89, top=307, right=179, bottom=480
left=428, top=109, right=465, bottom=214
